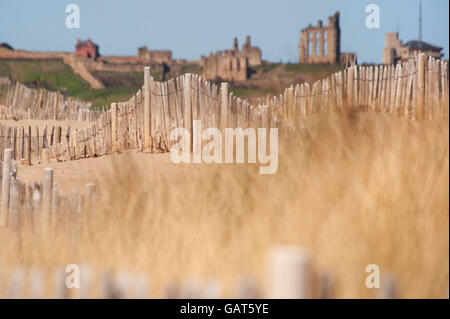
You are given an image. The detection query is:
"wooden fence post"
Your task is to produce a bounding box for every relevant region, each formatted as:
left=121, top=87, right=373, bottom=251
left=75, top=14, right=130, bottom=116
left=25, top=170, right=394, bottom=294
left=144, top=67, right=151, bottom=149
left=27, top=126, right=31, bottom=165
left=416, top=53, right=426, bottom=120
left=347, top=66, right=354, bottom=107
left=111, top=103, right=118, bottom=152
left=56, top=126, right=62, bottom=144
left=1, top=148, right=13, bottom=226
left=267, top=246, right=311, bottom=299
left=220, top=82, right=229, bottom=131
left=184, top=74, right=193, bottom=152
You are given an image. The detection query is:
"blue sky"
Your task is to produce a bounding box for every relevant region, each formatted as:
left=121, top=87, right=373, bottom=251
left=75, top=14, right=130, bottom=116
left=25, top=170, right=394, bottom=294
left=0, top=0, right=448, bottom=63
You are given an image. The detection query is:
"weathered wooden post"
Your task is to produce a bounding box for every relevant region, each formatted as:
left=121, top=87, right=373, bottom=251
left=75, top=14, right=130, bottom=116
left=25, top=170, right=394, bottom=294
left=143, top=67, right=151, bottom=149
left=286, top=86, right=294, bottom=120
left=111, top=103, right=118, bottom=152
left=56, top=126, right=62, bottom=144
left=1, top=148, right=13, bottom=226
left=27, top=126, right=31, bottom=165
left=35, top=126, right=40, bottom=158
left=267, top=246, right=311, bottom=299
left=184, top=74, right=193, bottom=152
left=416, top=53, right=426, bottom=120
left=347, top=66, right=354, bottom=107
left=220, top=82, right=229, bottom=131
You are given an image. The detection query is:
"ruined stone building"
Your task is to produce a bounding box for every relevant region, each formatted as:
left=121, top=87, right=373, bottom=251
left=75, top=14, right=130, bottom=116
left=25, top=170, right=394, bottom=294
left=299, top=12, right=340, bottom=64
left=201, top=51, right=248, bottom=81
left=240, top=36, right=262, bottom=66
left=75, top=39, right=99, bottom=59
left=137, top=46, right=172, bottom=64
left=298, top=12, right=356, bottom=66
left=382, top=32, right=443, bottom=64
left=201, top=36, right=262, bottom=81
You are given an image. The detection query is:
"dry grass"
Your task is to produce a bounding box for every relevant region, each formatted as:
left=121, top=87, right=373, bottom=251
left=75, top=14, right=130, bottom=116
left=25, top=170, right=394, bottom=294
left=0, top=110, right=448, bottom=298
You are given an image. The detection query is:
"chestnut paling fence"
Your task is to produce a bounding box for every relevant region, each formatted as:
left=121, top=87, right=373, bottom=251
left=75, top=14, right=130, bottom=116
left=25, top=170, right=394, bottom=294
left=0, top=54, right=448, bottom=166
left=0, top=53, right=448, bottom=298
left=0, top=77, right=98, bottom=121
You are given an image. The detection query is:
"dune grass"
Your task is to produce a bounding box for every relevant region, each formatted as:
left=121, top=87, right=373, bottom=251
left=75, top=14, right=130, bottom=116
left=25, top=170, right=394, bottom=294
left=0, top=109, right=447, bottom=298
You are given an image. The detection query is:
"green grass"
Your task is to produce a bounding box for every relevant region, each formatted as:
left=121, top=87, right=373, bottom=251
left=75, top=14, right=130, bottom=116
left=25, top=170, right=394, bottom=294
left=71, top=86, right=140, bottom=109
left=0, top=59, right=89, bottom=94
left=181, top=64, right=203, bottom=75
left=250, top=63, right=281, bottom=72
left=0, top=59, right=140, bottom=109
left=0, top=59, right=346, bottom=109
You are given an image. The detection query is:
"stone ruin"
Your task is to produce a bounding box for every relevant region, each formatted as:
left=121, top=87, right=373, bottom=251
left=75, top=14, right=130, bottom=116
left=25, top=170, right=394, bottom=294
left=137, top=46, right=172, bottom=64
left=298, top=12, right=356, bottom=66
left=382, top=32, right=443, bottom=64
left=201, top=36, right=262, bottom=81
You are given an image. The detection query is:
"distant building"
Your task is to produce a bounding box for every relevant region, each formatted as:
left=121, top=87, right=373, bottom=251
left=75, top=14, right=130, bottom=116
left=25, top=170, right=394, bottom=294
left=298, top=12, right=356, bottom=66
left=240, top=36, right=262, bottom=67
left=201, top=35, right=262, bottom=81
left=75, top=39, right=99, bottom=59
left=382, top=32, right=443, bottom=64
left=137, top=46, right=172, bottom=64
left=0, top=42, right=14, bottom=51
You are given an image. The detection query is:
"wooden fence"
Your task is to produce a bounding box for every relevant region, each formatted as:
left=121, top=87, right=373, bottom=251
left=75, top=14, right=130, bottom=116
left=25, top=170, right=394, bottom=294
left=53, top=54, right=450, bottom=163
left=0, top=78, right=101, bottom=121
left=0, top=123, right=72, bottom=163
left=0, top=54, right=448, bottom=165
left=0, top=54, right=448, bottom=298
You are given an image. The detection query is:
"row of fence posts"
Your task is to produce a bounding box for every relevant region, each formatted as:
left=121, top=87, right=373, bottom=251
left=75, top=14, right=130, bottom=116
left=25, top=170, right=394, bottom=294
left=0, top=249, right=397, bottom=299
left=0, top=78, right=100, bottom=121
left=0, top=124, right=72, bottom=164
left=63, top=54, right=449, bottom=164
left=1, top=54, right=447, bottom=165
left=272, top=54, right=448, bottom=125
left=0, top=147, right=97, bottom=229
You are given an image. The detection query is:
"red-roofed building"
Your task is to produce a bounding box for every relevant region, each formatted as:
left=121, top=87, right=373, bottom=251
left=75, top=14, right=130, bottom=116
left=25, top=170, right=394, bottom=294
left=75, top=39, right=99, bottom=59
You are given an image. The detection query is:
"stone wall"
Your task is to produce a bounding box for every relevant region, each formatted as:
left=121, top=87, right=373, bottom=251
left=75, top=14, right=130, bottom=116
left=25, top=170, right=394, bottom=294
left=298, top=12, right=340, bottom=64
left=0, top=48, right=69, bottom=60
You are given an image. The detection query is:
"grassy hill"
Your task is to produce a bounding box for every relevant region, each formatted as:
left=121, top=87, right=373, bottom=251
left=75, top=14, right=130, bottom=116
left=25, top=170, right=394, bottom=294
left=0, top=59, right=143, bottom=109
left=0, top=59, right=344, bottom=108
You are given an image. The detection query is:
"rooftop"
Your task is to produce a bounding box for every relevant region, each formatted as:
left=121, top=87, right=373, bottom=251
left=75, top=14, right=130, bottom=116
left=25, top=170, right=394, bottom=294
left=403, top=40, right=442, bottom=52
